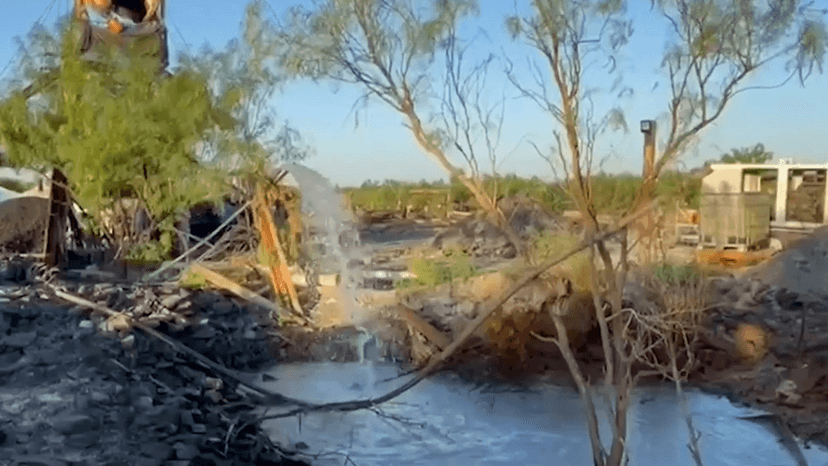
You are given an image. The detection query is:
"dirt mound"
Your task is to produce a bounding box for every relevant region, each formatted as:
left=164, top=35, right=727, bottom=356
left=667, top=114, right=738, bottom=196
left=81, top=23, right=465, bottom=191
left=0, top=196, right=49, bottom=254
left=749, top=226, right=828, bottom=298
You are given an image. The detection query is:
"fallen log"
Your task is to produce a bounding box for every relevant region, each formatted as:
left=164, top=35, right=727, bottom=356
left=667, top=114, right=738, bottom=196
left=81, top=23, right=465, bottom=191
left=396, top=306, right=451, bottom=351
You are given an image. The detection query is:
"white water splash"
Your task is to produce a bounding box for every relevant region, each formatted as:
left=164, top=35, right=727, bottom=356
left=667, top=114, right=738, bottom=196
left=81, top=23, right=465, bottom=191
left=280, top=163, right=368, bottom=324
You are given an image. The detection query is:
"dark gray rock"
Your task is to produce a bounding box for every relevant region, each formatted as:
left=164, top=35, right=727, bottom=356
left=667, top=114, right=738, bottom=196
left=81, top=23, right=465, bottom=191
left=4, top=331, right=38, bottom=348
left=52, top=413, right=99, bottom=435
left=173, top=441, right=199, bottom=460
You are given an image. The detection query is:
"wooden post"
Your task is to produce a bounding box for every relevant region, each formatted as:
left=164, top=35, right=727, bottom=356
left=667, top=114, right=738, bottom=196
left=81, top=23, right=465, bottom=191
left=254, top=186, right=305, bottom=321
left=639, top=120, right=658, bottom=264
left=44, top=169, right=71, bottom=268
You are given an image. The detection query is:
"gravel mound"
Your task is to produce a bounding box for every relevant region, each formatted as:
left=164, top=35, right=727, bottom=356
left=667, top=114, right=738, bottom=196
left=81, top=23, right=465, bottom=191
left=749, top=226, right=828, bottom=299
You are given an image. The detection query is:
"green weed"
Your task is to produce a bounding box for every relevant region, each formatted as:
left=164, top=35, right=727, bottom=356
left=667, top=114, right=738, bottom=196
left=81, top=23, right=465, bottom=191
left=397, top=247, right=477, bottom=289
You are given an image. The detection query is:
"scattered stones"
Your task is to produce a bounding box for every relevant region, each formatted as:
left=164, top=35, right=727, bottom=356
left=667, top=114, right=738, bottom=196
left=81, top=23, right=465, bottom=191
left=3, top=330, right=37, bottom=348
left=0, top=277, right=307, bottom=466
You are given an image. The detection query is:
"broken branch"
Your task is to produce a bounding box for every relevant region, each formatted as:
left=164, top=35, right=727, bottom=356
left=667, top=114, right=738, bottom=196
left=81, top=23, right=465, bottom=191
left=188, top=263, right=308, bottom=324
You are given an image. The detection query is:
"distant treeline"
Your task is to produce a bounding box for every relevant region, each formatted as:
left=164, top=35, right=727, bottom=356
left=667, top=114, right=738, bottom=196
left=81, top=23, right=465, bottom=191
left=345, top=171, right=702, bottom=216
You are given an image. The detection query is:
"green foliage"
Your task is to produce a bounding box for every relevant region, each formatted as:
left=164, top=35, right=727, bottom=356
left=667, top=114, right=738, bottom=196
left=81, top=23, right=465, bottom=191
left=716, top=143, right=773, bottom=164
left=449, top=175, right=472, bottom=207
left=651, top=263, right=701, bottom=287
left=179, top=268, right=208, bottom=290
left=590, top=173, right=641, bottom=214
left=527, top=231, right=592, bottom=291
left=277, top=0, right=478, bottom=83
left=656, top=170, right=702, bottom=209
left=0, top=23, right=232, bottom=256
left=347, top=171, right=707, bottom=217
left=126, top=239, right=171, bottom=266
left=653, top=0, right=826, bottom=167
left=178, top=1, right=310, bottom=172
left=398, top=246, right=477, bottom=289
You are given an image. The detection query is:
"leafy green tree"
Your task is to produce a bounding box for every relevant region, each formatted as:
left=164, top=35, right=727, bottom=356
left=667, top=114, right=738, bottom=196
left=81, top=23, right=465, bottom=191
left=0, top=22, right=234, bottom=257
left=717, top=143, right=773, bottom=164
left=649, top=0, right=826, bottom=197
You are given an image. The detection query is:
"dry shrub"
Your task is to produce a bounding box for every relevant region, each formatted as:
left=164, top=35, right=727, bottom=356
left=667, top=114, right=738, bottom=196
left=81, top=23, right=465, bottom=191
left=623, top=266, right=708, bottom=380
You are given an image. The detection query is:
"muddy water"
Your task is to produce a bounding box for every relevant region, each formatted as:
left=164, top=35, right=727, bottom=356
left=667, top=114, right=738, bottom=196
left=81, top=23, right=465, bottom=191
left=250, top=363, right=828, bottom=466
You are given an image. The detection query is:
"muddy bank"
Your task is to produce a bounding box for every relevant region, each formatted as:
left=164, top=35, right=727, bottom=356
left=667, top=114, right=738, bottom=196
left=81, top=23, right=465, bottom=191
left=0, top=273, right=310, bottom=466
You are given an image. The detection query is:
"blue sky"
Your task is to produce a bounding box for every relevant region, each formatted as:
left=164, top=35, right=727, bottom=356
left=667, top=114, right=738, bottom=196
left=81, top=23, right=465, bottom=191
left=1, top=0, right=827, bottom=187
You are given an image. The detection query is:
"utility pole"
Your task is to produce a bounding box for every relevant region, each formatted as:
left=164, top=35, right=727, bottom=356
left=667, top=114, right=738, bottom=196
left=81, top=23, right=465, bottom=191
left=639, top=120, right=657, bottom=264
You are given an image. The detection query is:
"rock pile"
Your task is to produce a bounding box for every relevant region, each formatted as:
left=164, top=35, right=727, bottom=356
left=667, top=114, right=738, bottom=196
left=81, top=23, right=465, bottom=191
left=748, top=225, right=828, bottom=299
left=432, top=218, right=517, bottom=259
left=694, top=277, right=828, bottom=411
left=0, top=278, right=308, bottom=465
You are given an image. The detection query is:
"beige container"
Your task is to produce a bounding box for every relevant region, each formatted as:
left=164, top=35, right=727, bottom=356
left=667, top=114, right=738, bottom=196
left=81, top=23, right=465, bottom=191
left=699, top=193, right=772, bottom=251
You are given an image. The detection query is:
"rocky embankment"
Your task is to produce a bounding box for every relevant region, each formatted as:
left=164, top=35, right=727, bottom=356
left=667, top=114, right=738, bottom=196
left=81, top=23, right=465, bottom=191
left=0, top=260, right=309, bottom=466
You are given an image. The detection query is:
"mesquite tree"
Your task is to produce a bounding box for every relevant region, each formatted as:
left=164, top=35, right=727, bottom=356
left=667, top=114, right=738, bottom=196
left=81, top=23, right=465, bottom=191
left=270, top=0, right=526, bottom=255
left=507, top=0, right=825, bottom=465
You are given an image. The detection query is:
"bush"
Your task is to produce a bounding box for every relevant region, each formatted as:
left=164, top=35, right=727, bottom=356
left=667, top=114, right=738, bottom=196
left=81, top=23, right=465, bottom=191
left=651, top=263, right=702, bottom=286
left=0, top=25, right=233, bottom=258
left=527, top=231, right=592, bottom=291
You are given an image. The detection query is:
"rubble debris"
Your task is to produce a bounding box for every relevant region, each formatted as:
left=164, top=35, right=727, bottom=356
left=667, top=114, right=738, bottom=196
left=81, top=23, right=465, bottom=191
left=186, top=263, right=307, bottom=325
left=0, top=197, right=50, bottom=255
left=749, top=225, right=828, bottom=299
left=0, top=281, right=308, bottom=465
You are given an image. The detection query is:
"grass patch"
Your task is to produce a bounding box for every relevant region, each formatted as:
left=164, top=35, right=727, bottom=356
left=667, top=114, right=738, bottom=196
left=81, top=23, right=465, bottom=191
left=650, top=263, right=703, bottom=286
left=179, top=268, right=208, bottom=290
left=396, top=246, right=477, bottom=289
left=519, top=231, right=592, bottom=291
